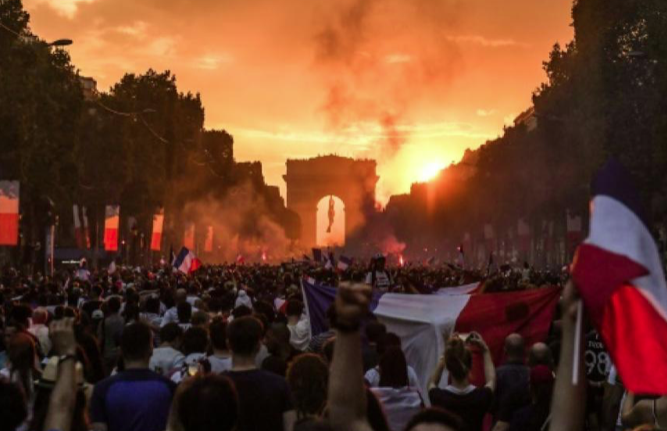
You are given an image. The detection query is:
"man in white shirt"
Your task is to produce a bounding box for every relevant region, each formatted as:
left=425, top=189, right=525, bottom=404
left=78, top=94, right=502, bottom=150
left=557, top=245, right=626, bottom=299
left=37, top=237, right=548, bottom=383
left=149, top=323, right=185, bottom=376
left=161, top=289, right=198, bottom=327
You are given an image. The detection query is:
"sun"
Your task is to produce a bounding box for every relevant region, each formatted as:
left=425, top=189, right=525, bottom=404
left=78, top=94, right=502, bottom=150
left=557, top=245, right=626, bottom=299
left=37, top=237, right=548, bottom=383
left=417, top=161, right=446, bottom=183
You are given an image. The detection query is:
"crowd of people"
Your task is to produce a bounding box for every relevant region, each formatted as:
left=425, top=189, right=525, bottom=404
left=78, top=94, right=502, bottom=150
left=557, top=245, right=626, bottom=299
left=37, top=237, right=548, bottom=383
left=0, top=257, right=663, bottom=431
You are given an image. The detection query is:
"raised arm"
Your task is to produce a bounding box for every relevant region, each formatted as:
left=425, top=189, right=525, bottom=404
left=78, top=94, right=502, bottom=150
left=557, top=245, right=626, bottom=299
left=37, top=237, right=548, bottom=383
left=43, top=318, right=78, bottom=431
left=468, top=331, right=495, bottom=392
left=548, top=281, right=587, bottom=431
left=328, top=282, right=374, bottom=431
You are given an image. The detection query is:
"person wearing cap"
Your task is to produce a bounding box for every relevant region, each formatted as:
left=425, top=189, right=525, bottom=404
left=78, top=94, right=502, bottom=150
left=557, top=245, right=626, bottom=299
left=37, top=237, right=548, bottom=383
left=365, top=254, right=393, bottom=292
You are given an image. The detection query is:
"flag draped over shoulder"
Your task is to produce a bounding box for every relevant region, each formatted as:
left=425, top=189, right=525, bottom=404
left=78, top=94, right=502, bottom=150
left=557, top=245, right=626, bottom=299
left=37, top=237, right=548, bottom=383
left=302, top=277, right=560, bottom=393
left=572, top=160, right=667, bottom=394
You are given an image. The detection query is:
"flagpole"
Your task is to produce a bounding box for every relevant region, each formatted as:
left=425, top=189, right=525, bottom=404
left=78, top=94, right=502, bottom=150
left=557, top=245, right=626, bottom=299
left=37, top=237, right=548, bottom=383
left=572, top=300, right=583, bottom=385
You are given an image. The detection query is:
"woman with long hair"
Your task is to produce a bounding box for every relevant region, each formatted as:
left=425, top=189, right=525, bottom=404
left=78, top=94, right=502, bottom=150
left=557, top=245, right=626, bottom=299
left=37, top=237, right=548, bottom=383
left=371, top=346, right=423, bottom=431
left=428, top=332, right=496, bottom=431
left=286, top=354, right=329, bottom=422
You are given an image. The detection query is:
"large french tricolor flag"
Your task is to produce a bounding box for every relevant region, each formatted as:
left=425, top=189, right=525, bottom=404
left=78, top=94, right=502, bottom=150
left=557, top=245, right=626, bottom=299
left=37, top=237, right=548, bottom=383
left=103, top=205, right=120, bottom=252
left=302, top=277, right=560, bottom=393
left=173, top=246, right=202, bottom=274
left=151, top=210, right=164, bottom=251
left=572, top=160, right=667, bottom=394
left=0, top=181, right=19, bottom=246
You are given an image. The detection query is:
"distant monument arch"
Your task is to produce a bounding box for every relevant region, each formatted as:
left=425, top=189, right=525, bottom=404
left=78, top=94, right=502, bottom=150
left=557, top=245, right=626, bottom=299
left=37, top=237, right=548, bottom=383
left=283, top=155, right=379, bottom=248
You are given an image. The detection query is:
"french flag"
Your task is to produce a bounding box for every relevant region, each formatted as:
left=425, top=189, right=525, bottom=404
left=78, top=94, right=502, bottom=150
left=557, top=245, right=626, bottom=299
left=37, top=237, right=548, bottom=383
left=0, top=181, right=19, bottom=246
left=337, top=255, right=352, bottom=271
left=151, top=210, right=164, bottom=251
left=173, top=247, right=202, bottom=274
left=103, top=205, right=120, bottom=252
left=302, top=277, right=560, bottom=395
left=572, top=160, right=667, bottom=394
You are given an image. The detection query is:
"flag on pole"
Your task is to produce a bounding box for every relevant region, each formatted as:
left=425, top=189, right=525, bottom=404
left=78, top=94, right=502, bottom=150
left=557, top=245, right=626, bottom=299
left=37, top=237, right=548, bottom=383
left=572, top=160, right=667, bottom=394
left=236, top=254, right=245, bottom=265
left=0, top=181, right=19, bottom=246
left=73, top=204, right=83, bottom=248
left=337, top=255, right=352, bottom=271
left=183, top=223, right=195, bottom=250
left=103, top=205, right=120, bottom=252
left=108, top=260, right=117, bottom=274
left=82, top=206, right=91, bottom=248
left=173, top=247, right=202, bottom=274
left=150, top=210, right=164, bottom=251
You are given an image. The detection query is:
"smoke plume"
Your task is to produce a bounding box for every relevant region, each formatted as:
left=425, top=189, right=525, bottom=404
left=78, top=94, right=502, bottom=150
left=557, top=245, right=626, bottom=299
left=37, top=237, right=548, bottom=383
left=181, top=182, right=292, bottom=263
left=313, top=0, right=465, bottom=156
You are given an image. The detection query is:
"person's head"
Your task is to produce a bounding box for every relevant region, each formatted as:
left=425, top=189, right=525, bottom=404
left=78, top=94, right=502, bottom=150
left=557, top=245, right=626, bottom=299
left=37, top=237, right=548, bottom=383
left=377, top=332, right=402, bottom=356
left=504, top=333, right=525, bottom=363
left=365, top=321, right=387, bottom=345
left=191, top=311, right=210, bottom=328
left=444, top=337, right=472, bottom=383
left=286, top=354, right=329, bottom=419
left=374, top=255, right=386, bottom=271
left=175, top=374, right=238, bottom=431
left=0, top=380, right=27, bottom=431
left=209, top=319, right=228, bottom=352
left=265, top=322, right=291, bottom=354
left=160, top=323, right=183, bottom=347
left=145, top=296, right=160, bottom=314
left=182, top=326, right=209, bottom=356
left=227, top=316, right=263, bottom=358
left=286, top=300, right=304, bottom=319
left=121, top=322, right=153, bottom=364
left=175, top=288, right=188, bottom=305
left=177, top=302, right=193, bottom=324
left=378, top=346, right=409, bottom=388
left=91, top=285, right=103, bottom=299
left=404, top=407, right=463, bottom=431
left=107, top=296, right=121, bottom=314
left=32, top=307, right=49, bottom=326
left=528, top=342, right=554, bottom=368
left=123, top=302, right=140, bottom=323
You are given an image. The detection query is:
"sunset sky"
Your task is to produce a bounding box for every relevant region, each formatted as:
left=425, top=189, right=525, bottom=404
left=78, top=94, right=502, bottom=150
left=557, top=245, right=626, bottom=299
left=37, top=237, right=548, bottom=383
left=24, top=0, right=574, bottom=203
